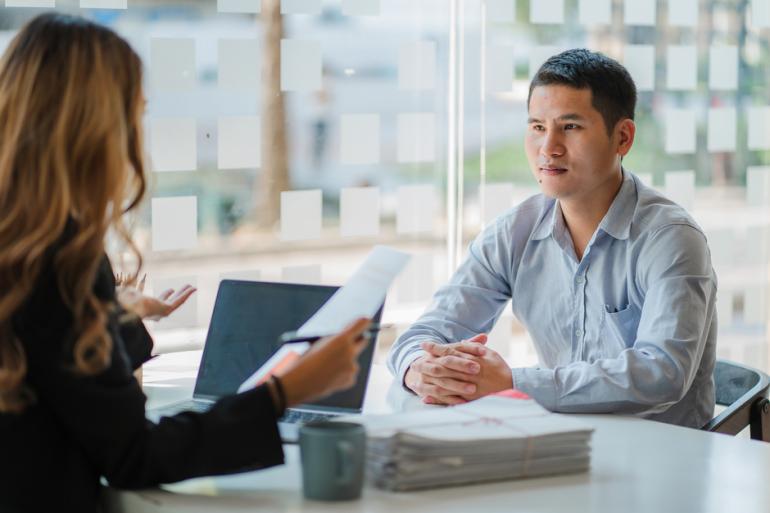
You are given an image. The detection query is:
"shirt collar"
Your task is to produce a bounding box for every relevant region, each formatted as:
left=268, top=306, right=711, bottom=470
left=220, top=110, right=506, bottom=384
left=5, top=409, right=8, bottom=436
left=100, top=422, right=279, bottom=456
left=530, top=169, right=636, bottom=242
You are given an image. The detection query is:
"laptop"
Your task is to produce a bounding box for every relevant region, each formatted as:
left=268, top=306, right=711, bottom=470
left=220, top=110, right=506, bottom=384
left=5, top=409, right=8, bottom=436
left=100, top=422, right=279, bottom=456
left=147, top=279, right=383, bottom=442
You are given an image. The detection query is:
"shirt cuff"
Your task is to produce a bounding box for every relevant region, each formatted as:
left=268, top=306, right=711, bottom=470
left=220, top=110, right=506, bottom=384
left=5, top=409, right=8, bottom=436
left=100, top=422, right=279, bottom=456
left=511, top=367, right=558, bottom=411
left=397, top=350, right=427, bottom=394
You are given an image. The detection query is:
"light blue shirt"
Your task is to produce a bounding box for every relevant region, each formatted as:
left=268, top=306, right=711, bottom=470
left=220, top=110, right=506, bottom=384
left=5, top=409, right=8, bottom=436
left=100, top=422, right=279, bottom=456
left=388, top=171, right=717, bottom=428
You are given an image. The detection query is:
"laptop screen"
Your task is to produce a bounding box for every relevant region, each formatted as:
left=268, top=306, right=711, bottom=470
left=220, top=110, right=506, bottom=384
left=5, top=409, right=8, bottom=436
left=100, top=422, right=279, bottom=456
left=193, top=280, right=382, bottom=412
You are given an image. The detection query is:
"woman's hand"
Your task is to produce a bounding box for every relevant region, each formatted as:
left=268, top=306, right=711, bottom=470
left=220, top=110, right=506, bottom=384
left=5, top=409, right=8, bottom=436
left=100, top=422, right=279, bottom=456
left=115, top=273, right=196, bottom=321
left=276, top=318, right=371, bottom=407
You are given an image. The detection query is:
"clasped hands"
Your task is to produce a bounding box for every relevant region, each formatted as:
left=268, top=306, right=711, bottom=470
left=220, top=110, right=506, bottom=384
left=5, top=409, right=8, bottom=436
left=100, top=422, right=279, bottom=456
left=404, top=334, right=513, bottom=405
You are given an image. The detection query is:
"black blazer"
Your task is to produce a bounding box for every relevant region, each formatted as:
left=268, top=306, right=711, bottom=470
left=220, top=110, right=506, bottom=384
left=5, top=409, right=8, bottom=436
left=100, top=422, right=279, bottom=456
left=0, top=253, right=284, bottom=513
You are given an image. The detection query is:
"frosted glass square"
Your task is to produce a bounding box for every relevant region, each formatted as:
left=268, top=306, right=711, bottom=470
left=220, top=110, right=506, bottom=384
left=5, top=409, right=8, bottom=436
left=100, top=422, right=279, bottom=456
left=280, top=190, right=322, bottom=241
left=398, top=41, right=436, bottom=91
left=151, top=197, right=198, bottom=252
left=6, top=0, right=54, bottom=6
left=281, top=0, right=320, bottom=14
left=150, top=38, right=196, bottom=92
left=707, top=107, right=736, bottom=152
left=482, top=183, right=514, bottom=225
left=340, top=187, right=380, bottom=237
left=624, top=0, right=656, bottom=25
left=280, top=39, right=321, bottom=92
left=579, top=0, right=612, bottom=24
left=486, top=0, right=515, bottom=22
left=709, top=45, right=738, bottom=91
left=397, top=184, right=436, bottom=234
left=80, top=0, right=126, bottom=7
left=530, top=0, right=564, bottom=24
left=667, top=45, right=697, bottom=90
left=218, top=0, right=260, bottom=12
left=487, top=46, right=514, bottom=92
left=342, top=0, right=379, bottom=16
left=751, top=0, right=770, bottom=28
left=218, top=39, right=260, bottom=90
left=665, top=109, right=696, bottom=154
left=664, top=170, right=695, bottom=211
left=340, top=114, right=380, bottom=165
left=668, top=0, right=697, bottom=26
left=281, top=265, right=322, bottom=285
left=623, top=45, right=655, bottom=91
left=150, top=118, right=197, bottom=172
left=748, top=106, right=770, bottom=150
left=218, top=116, right=260, bottom=170
left=396, top=253, right=434, bottom=304
left=529, top=46, right=564, bottom=79
left=397, top=113, right=435, bottom=163
left=747, top=166, right=770, bottom=206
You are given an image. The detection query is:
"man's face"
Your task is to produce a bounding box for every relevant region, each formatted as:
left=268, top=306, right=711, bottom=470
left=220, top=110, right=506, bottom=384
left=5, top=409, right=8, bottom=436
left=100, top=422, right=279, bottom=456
left=525, top=85, right=623, bottom=201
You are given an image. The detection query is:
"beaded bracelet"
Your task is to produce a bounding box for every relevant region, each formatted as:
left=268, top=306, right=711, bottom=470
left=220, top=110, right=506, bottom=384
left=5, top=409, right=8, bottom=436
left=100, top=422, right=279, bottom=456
left=270, top=375, right=287, bottom=416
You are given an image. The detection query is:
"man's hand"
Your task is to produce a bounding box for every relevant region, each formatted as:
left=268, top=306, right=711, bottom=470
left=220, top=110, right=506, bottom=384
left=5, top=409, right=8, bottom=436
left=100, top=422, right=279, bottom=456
left=405, top=335, right=514, bottom=405
left=404, top=334, right=488, bottom=405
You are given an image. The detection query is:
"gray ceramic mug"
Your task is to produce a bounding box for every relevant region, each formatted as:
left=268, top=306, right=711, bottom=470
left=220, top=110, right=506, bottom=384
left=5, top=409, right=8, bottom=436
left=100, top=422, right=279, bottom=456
left=299, top=421, right=366, bottom=501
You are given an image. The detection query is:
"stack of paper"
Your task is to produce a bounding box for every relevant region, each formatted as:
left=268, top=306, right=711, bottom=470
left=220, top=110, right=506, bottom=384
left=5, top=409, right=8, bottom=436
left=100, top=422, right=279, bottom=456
left=342, top=395, right=593, bottom=491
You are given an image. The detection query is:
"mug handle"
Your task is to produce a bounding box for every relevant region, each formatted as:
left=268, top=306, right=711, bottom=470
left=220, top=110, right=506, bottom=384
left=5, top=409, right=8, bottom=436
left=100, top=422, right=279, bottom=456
left=336, top=440, right=354, bottom=485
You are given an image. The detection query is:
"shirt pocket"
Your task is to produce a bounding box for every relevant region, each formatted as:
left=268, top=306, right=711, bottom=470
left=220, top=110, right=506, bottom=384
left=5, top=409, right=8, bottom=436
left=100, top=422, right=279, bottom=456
left=595, top=304, right=639, bottom=360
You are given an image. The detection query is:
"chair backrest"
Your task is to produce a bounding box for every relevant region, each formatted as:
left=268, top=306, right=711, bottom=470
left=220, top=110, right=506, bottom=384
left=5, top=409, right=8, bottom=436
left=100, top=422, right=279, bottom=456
left=704, top=359, right=770, bottom=438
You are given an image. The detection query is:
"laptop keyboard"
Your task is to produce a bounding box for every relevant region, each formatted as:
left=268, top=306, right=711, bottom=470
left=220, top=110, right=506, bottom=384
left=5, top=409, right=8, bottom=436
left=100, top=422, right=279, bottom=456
left=149, top=399, right=212, bottom=418
left=280, top=410, right=337, bottom=424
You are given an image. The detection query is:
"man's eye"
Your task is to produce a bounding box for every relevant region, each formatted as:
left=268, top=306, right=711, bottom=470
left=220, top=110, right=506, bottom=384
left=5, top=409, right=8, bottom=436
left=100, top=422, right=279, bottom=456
left=564, top=123, right=580, bottom=130
left=532, top=125, right=545, bottom=131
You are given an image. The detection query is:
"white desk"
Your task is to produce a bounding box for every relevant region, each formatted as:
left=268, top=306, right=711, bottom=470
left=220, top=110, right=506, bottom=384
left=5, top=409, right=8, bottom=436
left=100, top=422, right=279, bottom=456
left=108, top=351, right=770, bottom=513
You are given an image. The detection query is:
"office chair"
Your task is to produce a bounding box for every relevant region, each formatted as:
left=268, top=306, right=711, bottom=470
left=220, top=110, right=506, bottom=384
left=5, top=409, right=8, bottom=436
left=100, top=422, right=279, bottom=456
left=702, top=360, right=770, bottom=442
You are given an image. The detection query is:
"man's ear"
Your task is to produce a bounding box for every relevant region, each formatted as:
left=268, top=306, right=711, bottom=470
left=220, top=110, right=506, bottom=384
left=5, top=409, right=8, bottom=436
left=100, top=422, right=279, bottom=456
left=616, top=119, right=636, bottom=158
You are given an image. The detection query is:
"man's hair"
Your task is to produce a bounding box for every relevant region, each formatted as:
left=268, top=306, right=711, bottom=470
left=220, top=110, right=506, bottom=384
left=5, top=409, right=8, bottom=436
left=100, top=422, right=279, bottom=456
left=528, top=49, right=637, bottom=136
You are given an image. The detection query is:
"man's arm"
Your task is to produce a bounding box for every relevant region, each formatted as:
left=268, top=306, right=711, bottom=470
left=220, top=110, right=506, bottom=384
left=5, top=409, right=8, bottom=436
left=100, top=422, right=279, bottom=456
left=387, top=220, right=513, bottom=393
left=510, top=224, right=716, bottom=415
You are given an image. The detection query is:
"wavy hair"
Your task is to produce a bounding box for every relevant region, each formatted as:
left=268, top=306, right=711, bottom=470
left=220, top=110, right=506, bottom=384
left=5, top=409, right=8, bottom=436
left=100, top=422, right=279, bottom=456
left=0, top=14, right=146, bottom=412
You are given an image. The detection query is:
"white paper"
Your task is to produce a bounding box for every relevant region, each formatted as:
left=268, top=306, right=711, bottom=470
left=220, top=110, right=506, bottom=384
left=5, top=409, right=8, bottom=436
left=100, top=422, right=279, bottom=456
left=487, top=46, right=514, bottom=92
left=748, top=106, right=770, bottom=150
left=396, top=253, right=433, bottom=304
left=707, top=107, right=736, bottom=152
left=151, top=196, right=198, bottom=252
left=530, top=0, right=564, bottom=24
left=281, top=0, right=320, bottom=14
left=280, top=39, right=321, bottom=92
left=238, top=344, right=307, bottom=392
left=397, top=113, right=435, bottom=163
left=6, top=0, right=54, bottom=6
left=218, top=38, right=260, bottom=90
left=281, top=264, right=322, bottom=284
left=486, top=0, right=515, bottom=22
left=665, top=109, right=696, bottom=154
left=578, top=0, right=611, bottom=24
left=398, top=41, right=436, bottom=91
left=150, top=117, right=197, bottom=172
left=743, top=286, right=767, bottom=325
left=667, top=45, right=697, bottom=90
left=218, top=116, right=261, bottom=169
left=747, top=166, right=770, bottom=206
left=751, top=0, right=770, bottom=29
left=150, top=38, right=196, bottom=92
left=218, top=0, right=259, bottom=13
left=80, top=0, right=126, bottom=8
left=280, top=190, right=322, bottom=241
left=624, top=0, right=656, bottom=25
left=669, top=0, right=698, bottom=26
left=152, top=276, right=198, bottom=330
left=481, top=183, right=514, bottom=225
left=340, top=187, right=380, bottom=237
left=297, top=246, right=410, bottom=337
left=709, top=45, right=738, bottom=91
left=341, top=114, right=380, bottom=164
left=342, top=0, right=380, bottom=16
left=664, top=170, right=695, bottom=211
left=623, top=45, right=655, bottom=92
left=397, top=184, right=436, bottom=234
left=529, top=46, right=564, bottom=79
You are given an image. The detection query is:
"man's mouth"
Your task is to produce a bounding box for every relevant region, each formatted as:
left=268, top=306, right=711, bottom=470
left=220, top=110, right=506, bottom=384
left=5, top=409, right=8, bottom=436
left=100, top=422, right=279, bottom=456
left=539, top=166, right=567, bottom=176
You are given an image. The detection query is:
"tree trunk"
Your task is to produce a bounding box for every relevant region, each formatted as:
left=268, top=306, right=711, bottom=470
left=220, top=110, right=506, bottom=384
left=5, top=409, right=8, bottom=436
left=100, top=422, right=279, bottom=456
left=257, top=0, right=289, bottom=228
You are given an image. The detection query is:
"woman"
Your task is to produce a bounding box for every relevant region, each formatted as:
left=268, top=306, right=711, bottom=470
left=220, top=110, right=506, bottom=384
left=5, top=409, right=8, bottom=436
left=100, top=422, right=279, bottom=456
left=0, top=13, right=370, bottom=513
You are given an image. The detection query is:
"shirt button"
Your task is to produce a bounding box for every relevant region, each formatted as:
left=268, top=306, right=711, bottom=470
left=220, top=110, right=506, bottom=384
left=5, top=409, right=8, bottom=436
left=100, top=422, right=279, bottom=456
left=576, top=276, right=585, bottom=284
left=575, top=329, right=583, bottom=337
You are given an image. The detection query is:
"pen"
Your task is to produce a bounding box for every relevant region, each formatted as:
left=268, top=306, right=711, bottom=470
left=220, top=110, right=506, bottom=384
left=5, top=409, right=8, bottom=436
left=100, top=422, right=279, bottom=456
left=279, top=323, right=392, bottom=345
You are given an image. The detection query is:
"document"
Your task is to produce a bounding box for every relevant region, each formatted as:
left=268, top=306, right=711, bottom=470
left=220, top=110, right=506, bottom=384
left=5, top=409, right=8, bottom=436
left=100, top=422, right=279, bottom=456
left=237, top=246, right=410, bottom=393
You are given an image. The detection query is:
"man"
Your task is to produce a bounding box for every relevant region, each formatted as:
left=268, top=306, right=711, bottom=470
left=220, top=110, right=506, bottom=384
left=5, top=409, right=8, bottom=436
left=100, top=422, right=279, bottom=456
left=388, top=49, right=717, bottom=428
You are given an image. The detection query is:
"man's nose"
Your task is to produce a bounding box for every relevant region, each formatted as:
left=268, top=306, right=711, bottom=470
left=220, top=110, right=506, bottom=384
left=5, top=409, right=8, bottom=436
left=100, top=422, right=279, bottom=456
left=540, top=131, right=565, bottom=159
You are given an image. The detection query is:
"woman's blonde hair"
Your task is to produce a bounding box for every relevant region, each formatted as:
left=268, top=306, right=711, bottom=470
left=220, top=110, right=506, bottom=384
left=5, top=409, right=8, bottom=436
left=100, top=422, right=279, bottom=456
left=0, top=14, right=146, bottom=412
